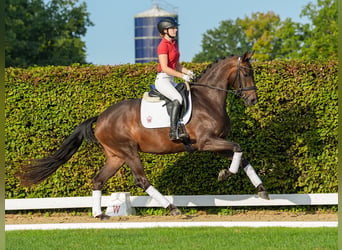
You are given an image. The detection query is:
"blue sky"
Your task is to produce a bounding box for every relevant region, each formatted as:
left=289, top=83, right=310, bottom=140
left=84, top=0, right=312, bottom=65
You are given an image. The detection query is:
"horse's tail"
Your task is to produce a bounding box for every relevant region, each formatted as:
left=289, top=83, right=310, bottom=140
left=17, top=116, right=99, bottom=186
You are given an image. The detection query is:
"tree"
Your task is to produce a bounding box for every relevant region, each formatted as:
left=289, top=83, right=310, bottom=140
left=237, top=11, right=281, bottom=61
left=299, top=0, right=337, bottom=59
left=272, top=18, right=304, bottom=59
left=5, top=0, right=93, bottom=67
left=192, top=0, right=337, bottom=62
left=192, top=20, right=252, bottom=63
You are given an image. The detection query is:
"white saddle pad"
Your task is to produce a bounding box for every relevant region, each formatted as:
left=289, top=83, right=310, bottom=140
left=140, top=94, right=192, bottom=128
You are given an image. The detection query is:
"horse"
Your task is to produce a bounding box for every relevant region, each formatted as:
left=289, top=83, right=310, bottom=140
left=17, top=51, right=269, bottom=219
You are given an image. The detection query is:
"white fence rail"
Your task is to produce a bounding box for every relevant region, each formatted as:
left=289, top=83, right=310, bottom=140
left=5, top=193, right=337, bottom=211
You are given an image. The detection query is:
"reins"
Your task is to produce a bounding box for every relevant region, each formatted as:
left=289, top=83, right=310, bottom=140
left=189, top=56, right=257, bottom=95
left=189, top=82, right=231, bottom=93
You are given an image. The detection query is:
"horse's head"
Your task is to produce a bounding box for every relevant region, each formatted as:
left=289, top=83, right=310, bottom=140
left=192, top=52, right=258, bottom=106
left=231, top=52, right=258, bottom=106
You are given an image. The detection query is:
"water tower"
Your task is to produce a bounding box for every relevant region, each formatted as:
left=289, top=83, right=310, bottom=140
left=134, top=5, right=178, bottom=63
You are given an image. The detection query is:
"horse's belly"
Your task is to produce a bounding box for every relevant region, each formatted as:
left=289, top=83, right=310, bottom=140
left=137, top=131, right=188, bottom=154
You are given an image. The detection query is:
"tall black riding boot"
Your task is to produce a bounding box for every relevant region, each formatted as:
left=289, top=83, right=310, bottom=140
left=169, top=100, right=181, bottom=141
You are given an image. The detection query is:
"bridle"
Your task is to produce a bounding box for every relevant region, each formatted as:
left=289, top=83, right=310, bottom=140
left=190, top=57, right=257, bottom=95
left=232, top=57, right=258, bottom=95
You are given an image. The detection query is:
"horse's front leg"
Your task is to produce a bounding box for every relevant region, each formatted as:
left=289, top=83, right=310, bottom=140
left=218, top=152, right=269, bottom=200
left=199, top=136, right=242, bottom=178
left=217, top=150, right=242, bottom=180
left=240, top=157, right=269, bottom=200
left=199, top=137, right=269, bottom=200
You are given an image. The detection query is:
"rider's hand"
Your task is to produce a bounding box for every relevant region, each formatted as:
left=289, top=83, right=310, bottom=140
left=187, top=70, right=195, bottom=80
left=182, top=74, right=191, bottom=83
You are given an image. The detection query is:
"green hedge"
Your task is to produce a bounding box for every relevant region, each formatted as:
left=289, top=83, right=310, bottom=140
left=5, top=60, right=337, bottom=198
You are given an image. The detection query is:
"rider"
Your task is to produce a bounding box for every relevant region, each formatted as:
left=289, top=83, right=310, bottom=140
left=155, top=17, right=195, bottom=141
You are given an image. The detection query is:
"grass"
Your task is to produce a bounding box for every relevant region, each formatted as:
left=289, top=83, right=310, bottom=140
left=6, top=227, right=337, bottom=250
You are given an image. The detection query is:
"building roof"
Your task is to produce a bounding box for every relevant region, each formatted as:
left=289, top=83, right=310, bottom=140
left=135, top=5, right=177, bottom=18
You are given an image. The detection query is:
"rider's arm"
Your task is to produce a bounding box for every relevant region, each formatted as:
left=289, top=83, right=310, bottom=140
left=158, top=54, right=183, bottom=79
left=176, top=62, right=191, bottom=75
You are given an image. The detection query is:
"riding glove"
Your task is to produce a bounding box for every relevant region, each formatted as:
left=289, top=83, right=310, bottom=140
left=182, top=74, right=191, bottom=83
left=187, top=70, right=195, bottom=80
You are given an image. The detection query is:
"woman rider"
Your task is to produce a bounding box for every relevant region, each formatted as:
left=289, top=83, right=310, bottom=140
left=155, top=17, right=194, bottom=141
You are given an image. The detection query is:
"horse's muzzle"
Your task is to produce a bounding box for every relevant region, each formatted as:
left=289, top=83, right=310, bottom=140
left=245, top=93, right=258, bottom=106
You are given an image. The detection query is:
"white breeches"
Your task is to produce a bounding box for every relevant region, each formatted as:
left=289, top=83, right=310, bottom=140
left=155, top=73, right=183, bottom=104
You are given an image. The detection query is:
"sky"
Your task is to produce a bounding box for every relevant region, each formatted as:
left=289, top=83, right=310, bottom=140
left=84, top=0, right=312, bottom=65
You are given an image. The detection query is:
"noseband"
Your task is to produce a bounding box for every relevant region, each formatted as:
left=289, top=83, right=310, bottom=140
left=190, top=56, right=257, bottom=95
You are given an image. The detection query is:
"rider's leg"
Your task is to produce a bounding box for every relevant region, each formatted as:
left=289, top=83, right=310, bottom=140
left=169, top=99, right=181, bottom=140
left=155, top=73, right=184, bottom=140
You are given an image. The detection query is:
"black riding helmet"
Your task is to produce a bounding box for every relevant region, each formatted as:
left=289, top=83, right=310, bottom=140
left=157, top=18, right=179, bottom=38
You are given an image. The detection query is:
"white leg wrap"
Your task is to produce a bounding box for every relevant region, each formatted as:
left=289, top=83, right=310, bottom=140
left=146, top=185, right=171, bottom=208
left=229, top=152, right=242, bottom=174
left=244, top=164, right=262, bottom=188
left=92, top=190, right=102, bottom=217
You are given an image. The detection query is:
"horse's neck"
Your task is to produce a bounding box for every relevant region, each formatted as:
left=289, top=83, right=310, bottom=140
left=194, top=60, right=232, bottom=107
left=199, top=59, right=234, bottom=89
left=192, top=80, right=228, bottom=113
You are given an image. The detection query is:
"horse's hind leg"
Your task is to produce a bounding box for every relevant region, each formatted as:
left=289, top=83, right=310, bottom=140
left=92, top=154, right=125, bottom=219
left=125, top=152, right=181, bottom=215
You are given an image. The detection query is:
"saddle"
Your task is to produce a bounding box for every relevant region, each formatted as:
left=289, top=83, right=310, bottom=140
left=144, top=82, right=190, bottom=118
left=141, top=82, right=194, bottom=152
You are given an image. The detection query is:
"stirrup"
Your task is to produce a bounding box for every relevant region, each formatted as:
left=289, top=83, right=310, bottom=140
left=169, top=130, right=179, bottom=141
left=178, top=122, right=188, bottom=139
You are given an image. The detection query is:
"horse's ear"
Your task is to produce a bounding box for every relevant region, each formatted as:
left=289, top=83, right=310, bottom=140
left=242, top=51, right=254, bottom=61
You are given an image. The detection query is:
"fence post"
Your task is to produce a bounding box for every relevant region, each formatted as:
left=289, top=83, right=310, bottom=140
left=105, top=192, right=136, bottom=216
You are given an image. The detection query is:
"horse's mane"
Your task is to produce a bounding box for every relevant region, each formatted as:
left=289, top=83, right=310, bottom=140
left=192, top=55, right=235, bottom=83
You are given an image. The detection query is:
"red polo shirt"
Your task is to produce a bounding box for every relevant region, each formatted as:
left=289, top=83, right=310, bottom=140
left=157, top=38, right=180, bottom=72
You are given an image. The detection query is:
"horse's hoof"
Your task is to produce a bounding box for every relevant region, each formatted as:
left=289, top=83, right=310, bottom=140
left=168, top=204, right=181, bottom=216
left=218, top=169, right=232, bottom=182
left=95, top=213, right=110, bottom=220
left=258, top=191, right=270, bottom=200
left=257, top=184, right=270, bottom=200
left=170, top=208, right=181, bottom=216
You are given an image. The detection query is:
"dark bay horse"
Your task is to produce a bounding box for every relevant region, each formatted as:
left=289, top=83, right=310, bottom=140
left=18, top=51, right=269, bottom=219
